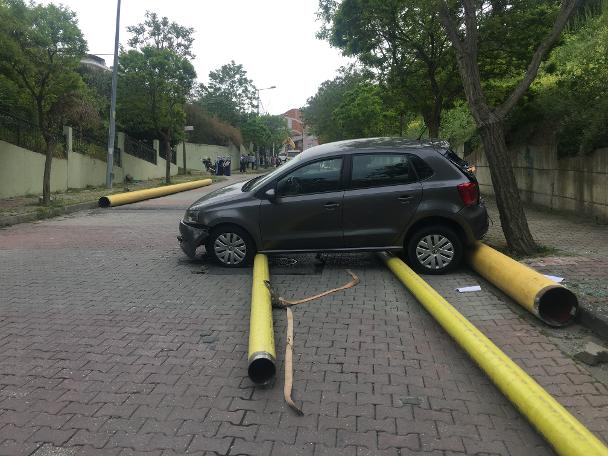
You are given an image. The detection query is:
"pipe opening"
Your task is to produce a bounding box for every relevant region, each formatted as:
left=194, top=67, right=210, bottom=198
left=98, top=196, right=111, bottom=208
left=248, top=356, right=276, bottom=385
left=537, top=286, right=578, bottom=327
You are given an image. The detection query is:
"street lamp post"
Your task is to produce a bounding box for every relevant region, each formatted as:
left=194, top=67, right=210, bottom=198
left=106, top=0, right=121, bottom=189
left=256, top=85, right=276, bottom=115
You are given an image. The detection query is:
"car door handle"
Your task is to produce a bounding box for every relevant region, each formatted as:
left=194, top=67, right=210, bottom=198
left=398, top=195, right=414, bottom=203
left=324, top=202, right=340, bottom=210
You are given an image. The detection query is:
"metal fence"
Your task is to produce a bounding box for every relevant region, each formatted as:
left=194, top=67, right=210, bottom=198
left=124, top=135, right=157, bottom=164
left=0, top=110, right=65, bottom=158
left=72, top=130, right=109, bottom=162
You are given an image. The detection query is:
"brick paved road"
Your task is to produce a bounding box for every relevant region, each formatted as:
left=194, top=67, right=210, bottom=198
left=0, top=176, right=606, bottom=455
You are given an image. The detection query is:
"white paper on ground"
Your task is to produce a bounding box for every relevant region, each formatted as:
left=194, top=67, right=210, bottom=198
left=544, top=274, right=565, bottom=283
left=456, top=285, right=481, bottom=292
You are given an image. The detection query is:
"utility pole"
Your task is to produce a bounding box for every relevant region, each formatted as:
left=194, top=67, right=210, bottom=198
left=106, top=0, right=121, bottom=189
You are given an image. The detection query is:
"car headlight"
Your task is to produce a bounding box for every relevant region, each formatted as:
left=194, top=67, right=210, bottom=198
left=184, top=209, right=199, bottom=224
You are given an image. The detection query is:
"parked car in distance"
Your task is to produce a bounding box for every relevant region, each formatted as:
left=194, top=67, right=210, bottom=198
left=178, top=138, right=488, bottom=274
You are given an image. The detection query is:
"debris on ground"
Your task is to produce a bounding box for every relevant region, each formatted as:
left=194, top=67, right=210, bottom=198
left=574, top=341, right=608, bottom=366
left=456, top=285, right=481, bottom=292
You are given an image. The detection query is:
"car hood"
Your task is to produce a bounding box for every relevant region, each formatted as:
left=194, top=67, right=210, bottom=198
left=188, top=181, right=250, bottom=210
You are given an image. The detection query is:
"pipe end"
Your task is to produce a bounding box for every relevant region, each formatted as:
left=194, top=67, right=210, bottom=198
left=98, top=196, right=111, bottom=208
left=248, top=352, right=276, bottom=385
left=537, top=286, right=578, bottom=327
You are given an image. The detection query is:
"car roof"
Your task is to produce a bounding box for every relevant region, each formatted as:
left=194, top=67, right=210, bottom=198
left=299, top=137, right=449, bottom=159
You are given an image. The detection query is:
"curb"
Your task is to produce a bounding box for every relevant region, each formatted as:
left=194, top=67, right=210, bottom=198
left=577, top=306, right=608, bottom=342
left=0, top=201, right=98, bottom=228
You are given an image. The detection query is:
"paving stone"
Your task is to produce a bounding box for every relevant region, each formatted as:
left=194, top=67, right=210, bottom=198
left=0, top=176, right=606, bottom=455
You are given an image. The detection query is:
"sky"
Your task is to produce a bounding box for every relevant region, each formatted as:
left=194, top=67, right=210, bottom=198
left=40, top=0, right=352, bottom=115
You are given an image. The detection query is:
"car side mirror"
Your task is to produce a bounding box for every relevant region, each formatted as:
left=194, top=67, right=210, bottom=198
left=264, top=188, right=276, bottom=202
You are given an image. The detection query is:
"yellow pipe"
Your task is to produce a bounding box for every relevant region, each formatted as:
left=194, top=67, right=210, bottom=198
left=98, top=178, right=213, bottom=207
left=380, top=252, right=607, bottom=456
left=467, top=242, right=577, bottom=326
left=248, top=254, right=276, bottom=385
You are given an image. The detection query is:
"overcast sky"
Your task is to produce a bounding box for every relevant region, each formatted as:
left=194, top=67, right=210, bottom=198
left=40, top=0, right=352, bottom=115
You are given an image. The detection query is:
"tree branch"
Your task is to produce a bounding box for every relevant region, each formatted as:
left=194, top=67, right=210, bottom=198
left=437, top=2, right=465, bottom=56
left=497, top=0, right=580, bottom=117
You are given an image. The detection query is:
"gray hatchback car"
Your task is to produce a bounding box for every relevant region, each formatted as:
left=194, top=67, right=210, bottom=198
left=178, top=138, right=488, bottom=274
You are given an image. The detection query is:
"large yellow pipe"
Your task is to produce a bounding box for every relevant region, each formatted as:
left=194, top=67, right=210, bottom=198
left=248, top=254, right=276, bottom=385
left=380, top=252, right=607, bottom=456
left=467, top=242, right=577, bottom=326
left=98, top=178, right=212, bottom=207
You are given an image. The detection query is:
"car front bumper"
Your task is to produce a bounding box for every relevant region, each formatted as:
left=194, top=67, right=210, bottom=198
left=177, top=220, right=210, bottom=258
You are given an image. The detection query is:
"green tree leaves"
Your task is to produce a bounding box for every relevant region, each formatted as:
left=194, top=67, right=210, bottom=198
left=198, top=61, right=257, bottom=127
left=0, top=0, right=88, bottom=203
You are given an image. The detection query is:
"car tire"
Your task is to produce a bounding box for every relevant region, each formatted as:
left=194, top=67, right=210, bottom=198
left=206, top=225, right=256, bottom=268
left=406, top=225, right=463, bottom=274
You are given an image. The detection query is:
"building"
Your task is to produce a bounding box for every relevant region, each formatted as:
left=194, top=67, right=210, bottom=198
left=282, top=108, right=318, bottom=153
left=80, top=54, right=110, bottom=72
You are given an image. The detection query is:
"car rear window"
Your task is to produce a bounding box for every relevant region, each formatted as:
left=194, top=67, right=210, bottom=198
left=442, top=149, right=477, bottom=182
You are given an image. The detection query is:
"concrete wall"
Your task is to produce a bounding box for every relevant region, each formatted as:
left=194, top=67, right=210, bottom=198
left=467, top=140, right=608, bottom=222
left=0, top=140, right=68, bottom=198
left=176, top=142, right=241, bottom=171
left=118, top=135, right=178, bottom=182
left=0, top=130, right=180, bottom=199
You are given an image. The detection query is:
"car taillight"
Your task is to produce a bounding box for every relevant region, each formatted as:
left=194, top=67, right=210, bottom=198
left=457, top=181, right=479, bottom=206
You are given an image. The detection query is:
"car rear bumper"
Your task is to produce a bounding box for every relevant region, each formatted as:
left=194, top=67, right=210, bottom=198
left=178, top=220, right=209, bottom=258
left=459, top=203, right=489, bottom=244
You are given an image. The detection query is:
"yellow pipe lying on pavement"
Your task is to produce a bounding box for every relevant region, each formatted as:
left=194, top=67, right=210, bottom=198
left=98, top=178, right=213, bottom=207
left=380, top=252, right=607, bottom=456
left=467, top=242, right=578, bottom=326
left=248, top=254, right=276, bottom=385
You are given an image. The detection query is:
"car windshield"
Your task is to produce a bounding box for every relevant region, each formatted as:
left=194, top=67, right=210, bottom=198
left=244, top=153, right=305, bottom=192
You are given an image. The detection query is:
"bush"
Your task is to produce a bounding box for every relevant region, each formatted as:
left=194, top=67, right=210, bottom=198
left=185, top=104, right=242, bottom=146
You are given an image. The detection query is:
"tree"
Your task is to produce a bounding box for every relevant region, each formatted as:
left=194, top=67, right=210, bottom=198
left=118, top=48, right=196, bottom=182
left=198, top=61, right=257, bottom=127
left=302, top=66, right=368, bottom=142
left=0, top=0, right=87, bottom=204
left=123, top=12, right=197, bottom=183
left=318, top=0, right=461, bottom=138
left=437, top=0, right=580, bottom=254
left=333, top=83, right=400, bottom=138
left=127, top=11, right=194, bottom=59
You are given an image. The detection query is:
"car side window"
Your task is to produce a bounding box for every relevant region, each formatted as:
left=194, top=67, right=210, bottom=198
left=276, top=158, right=343, bottom=197
left=408, top=154, right=434, bottom=180
left=351, top=154, right=416, bottom=189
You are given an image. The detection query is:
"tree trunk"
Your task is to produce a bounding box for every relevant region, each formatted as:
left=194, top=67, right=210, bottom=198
left=399, top=112, right=405, bottom=137
left=164, top=137, right=171, bottom=184
left=478, top=120, right=537, bottom=254
left=42, top=139, right=53, bottom=205
left=423, top=111, right=440, bottom=139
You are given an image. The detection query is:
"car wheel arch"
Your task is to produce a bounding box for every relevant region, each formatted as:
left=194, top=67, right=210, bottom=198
left=404, top=216, right=467, bottom=249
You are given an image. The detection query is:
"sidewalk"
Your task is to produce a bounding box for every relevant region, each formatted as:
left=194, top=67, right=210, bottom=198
left=0, top=172, right=225, bottom=228
left=483, top=198, right=608, bottom=337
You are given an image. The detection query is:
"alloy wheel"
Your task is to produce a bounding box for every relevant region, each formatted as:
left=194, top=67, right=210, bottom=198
left=214, top=232, right=247, bottom=265
left=415, top=234, right=455, bottom=270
